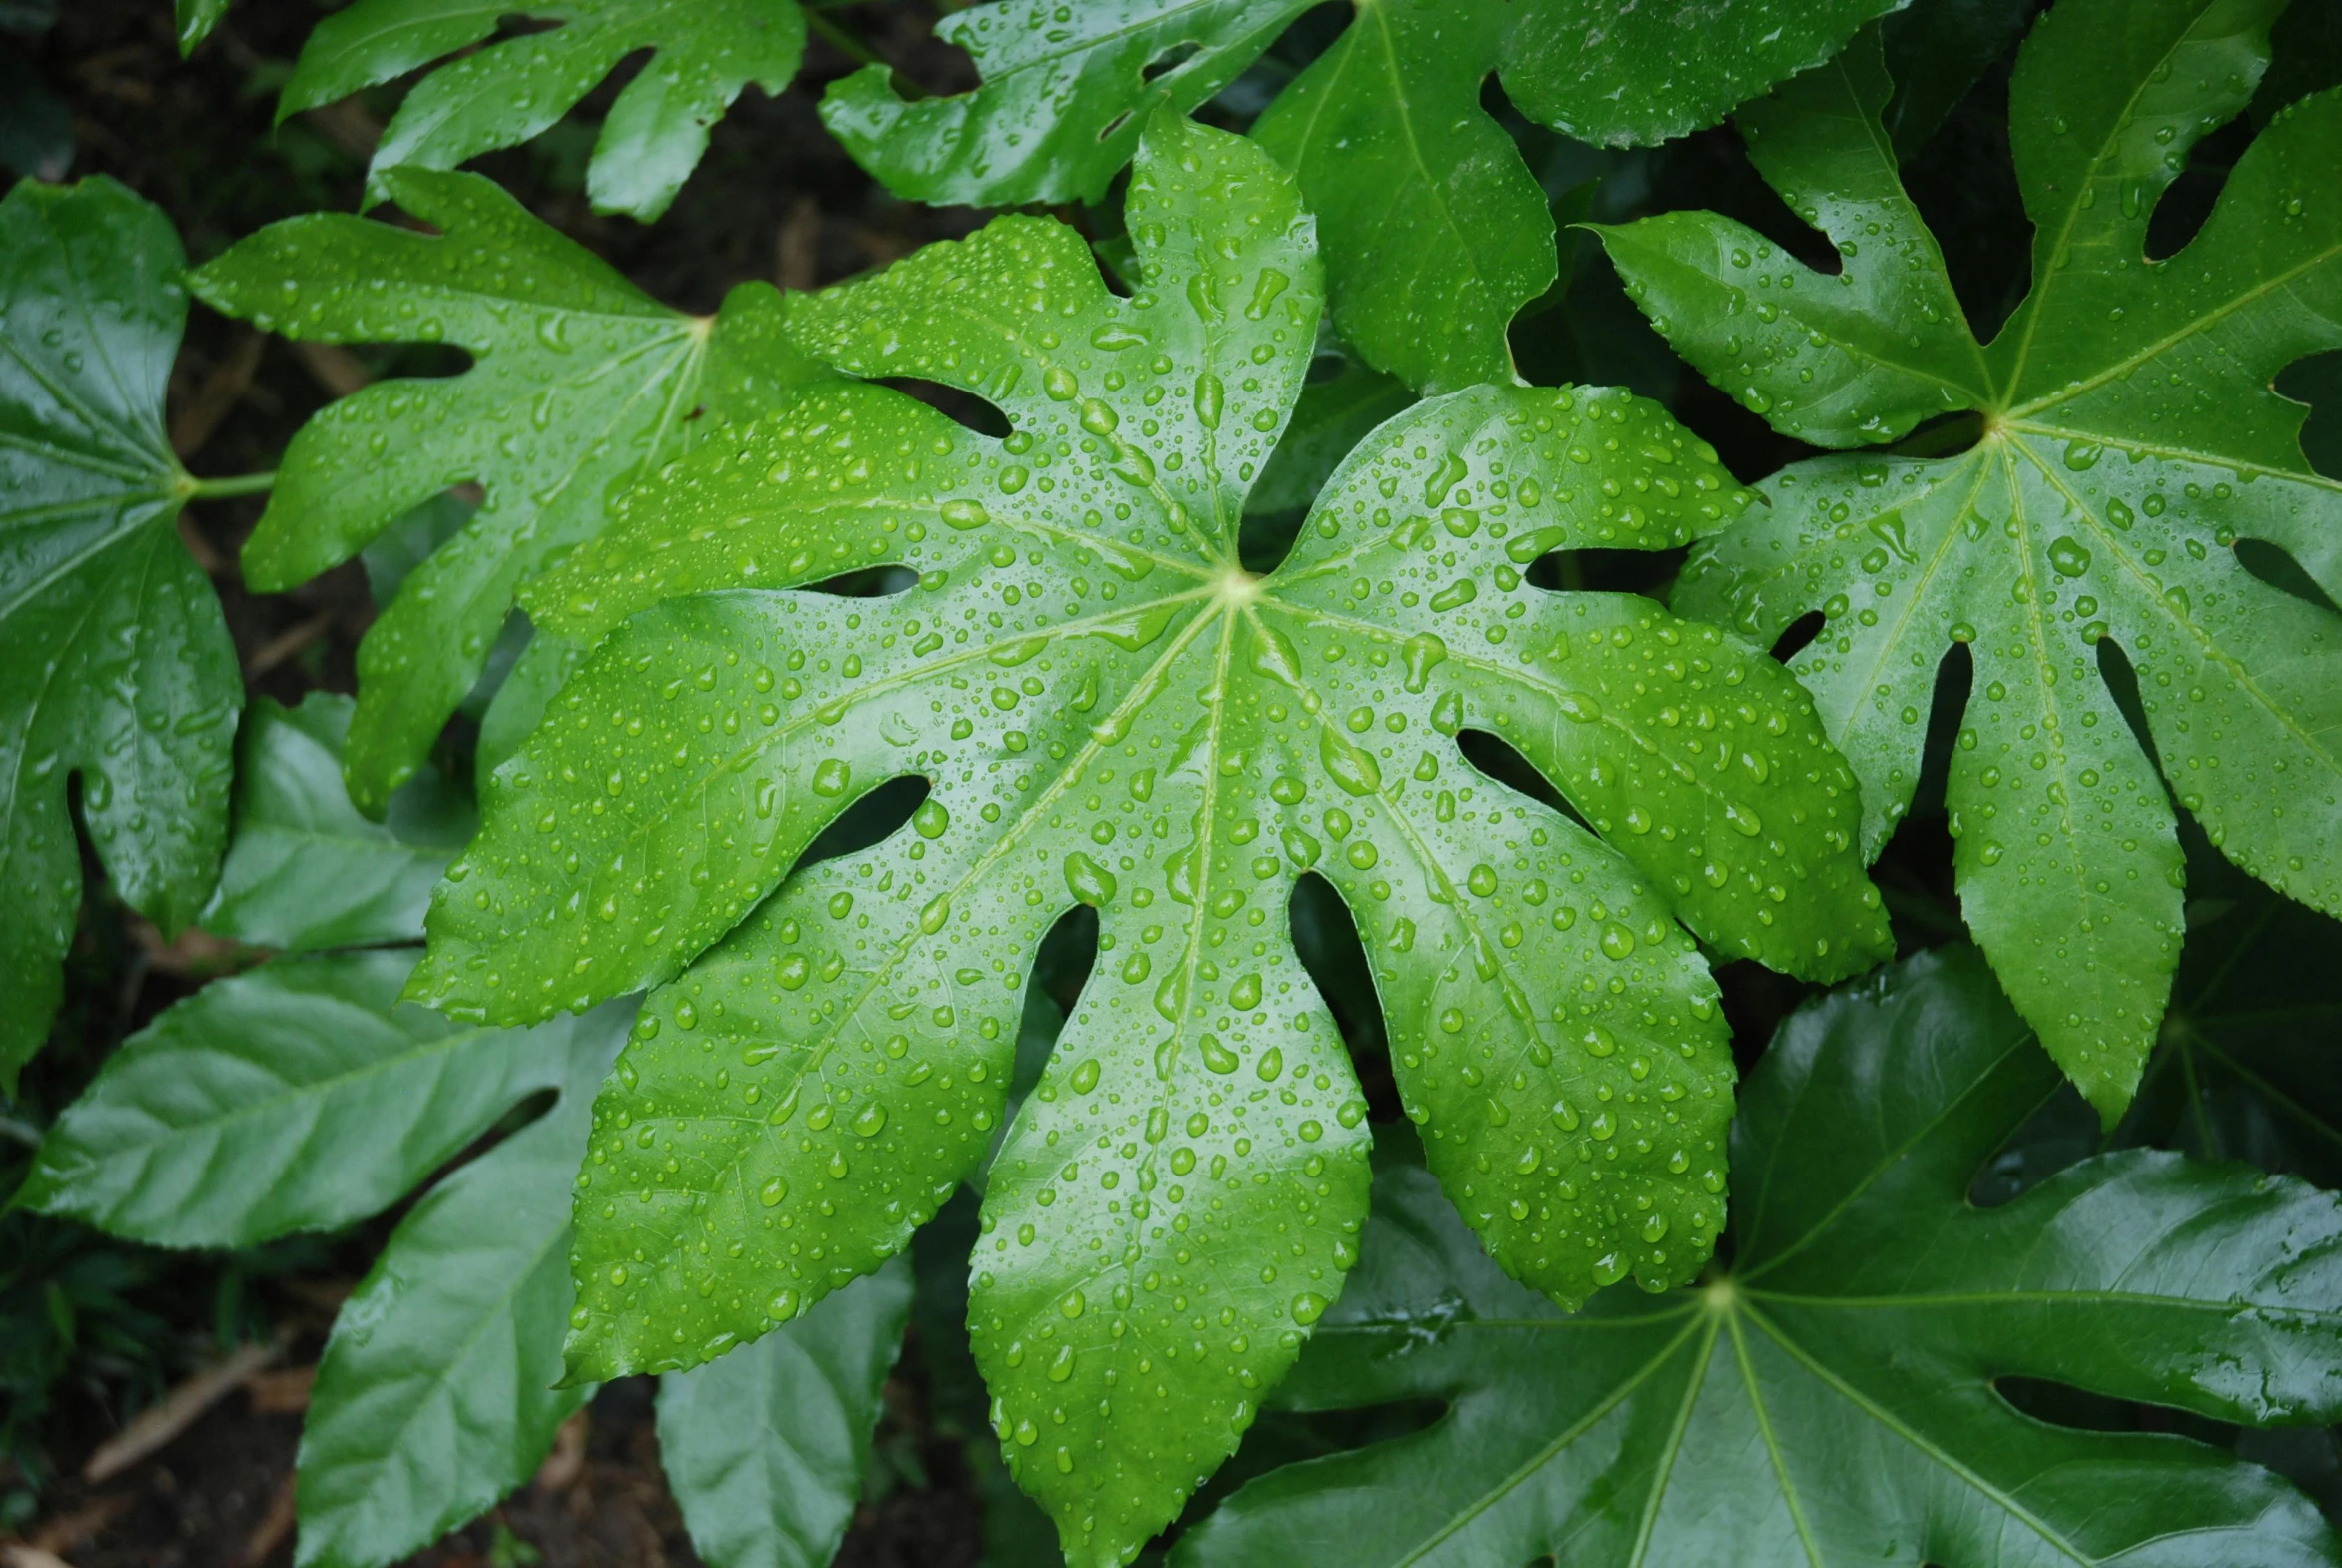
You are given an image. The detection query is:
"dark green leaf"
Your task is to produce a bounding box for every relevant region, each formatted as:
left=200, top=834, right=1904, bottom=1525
left=2121, top=868, right=2342, bottom=1185
left=417, top=115, right=1882, bottom=1565
left=293, top=1001, right=630, bottom=1568
left=1880, top=0, right=2038, bottom=156
left=18, top=949, right=576, bottom=1248
left=1245, top=352, right=1414, bottom=517
left=280, top=0, right=807, bottom=222
left=0, top=176, right=240, bottom=1087
left=1600, top=2, right=2342, bottom=1117
left=200, top=693, right=473, bottom=952
left=656, top=1258, right=914, bottom=1568
left=1182, top=947, right=2342, bottom=1567
left=190, top=176, right=798, bottom=814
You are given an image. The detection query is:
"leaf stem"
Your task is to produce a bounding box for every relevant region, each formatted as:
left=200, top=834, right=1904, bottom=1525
left=185, top=471, right=277, bottom=499
left=807, top=14, right=899, bottom=81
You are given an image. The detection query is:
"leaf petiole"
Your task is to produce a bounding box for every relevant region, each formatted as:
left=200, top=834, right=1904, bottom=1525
left=183, top=470, right=277, bottom=500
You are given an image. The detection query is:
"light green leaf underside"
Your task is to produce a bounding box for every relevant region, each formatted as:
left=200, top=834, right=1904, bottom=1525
left=293, top=1001, right=630, bottom=1568
left=414, top=115, right=1882, bottom=1567
left=656, top=1258, right=914, bottom=1568
left=281, top=0, right=807, bottom=222
left=0, top=175, right=239, bottom=1088
left=189, top=173, right=797, bottom=815
left=201, top=693, right=473, bottom=952
left=19, top=948, right=577, bottom=1250
left=1181, top=948, right=2342, bottom=1568
left=1604, top=4, right=2342, bottom=1117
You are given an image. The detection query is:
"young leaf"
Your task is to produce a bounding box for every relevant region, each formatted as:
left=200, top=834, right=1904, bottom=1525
left=17, top=949, right=576, bottom=1249
left=413, top=114, right=1885, bottom=1564
left=279, top=0, right=806, bottom=222
left=2121, top=867, right=2342, bottom=1185
left=0, top=176, right=240, bottom=1087
left=656, top=1258, right=915, bottom=1568
left=294, top=1001, right=630, bottom=1568
left=200, top=693, right=473, bottom=952
left=825, top=0, right=1896, bottom=392
left=1181, top=946, right=2342, bottom=1568
left=189, top=175, right=794, bottom=815
left=1598, top=6, right=2342, bottom=1118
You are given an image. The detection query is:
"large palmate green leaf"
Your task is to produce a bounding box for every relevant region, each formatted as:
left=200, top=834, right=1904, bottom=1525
left=657, top=1258, right=914, bottom=1568
left=412, top=114, right=1885, bottom=1564
left=824, top=0, right=1899, bottom=392
left=1598, top=6, right=2342, bottom=1118
left=2121, top=863, right=2342, bottom=1185
left=294, top=1002, right=630, bottom=1568
left=191, top=173, right=791, bottom=815
left=278, top=0, right=805, bottom=222
left=16, top=949, right=578, bottom=1249
left=200, top=693, right=473, bottom=951
left=1182, top=946, right=2342, bottom=1568
left=0, top=176, right=240, bottom=1088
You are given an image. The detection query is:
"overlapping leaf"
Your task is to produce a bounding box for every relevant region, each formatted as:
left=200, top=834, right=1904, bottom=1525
left=1183, top=946, right=2342, bottom=1568
left=190, top=173, right=795, bottom=814
left=657, top=1259, right=914, bottom=1568
left=294, top=1002, right=630, bottom=1568
left=0, top=176, right=240, bottom=1086
left=1598, top=5, right=2342, bottom=1116
left=824, top=0, right=1899, bottom=392
left=17, top=949, right=578, bottom=1249
left=411, top=114, right=1885, bottom=1564
left=278, top=0, right=805, bottom=222
left=2121, top=860, right=2342, bottom=1184
left=199, top=693, right=473, bottom=951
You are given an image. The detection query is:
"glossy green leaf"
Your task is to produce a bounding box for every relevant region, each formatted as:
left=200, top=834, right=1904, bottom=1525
left=656, top=1257, right=914, bottom=1568
left=1499, top=0, right=1906, bottom=148
left=819, top=0, right=1315, bottom=207
left=412, top=114, right=1882, bottom=1565
left=189, top=175, right=794, bottom=814
left=0, top=176, right=240, bottom=1088
left=1600, top=5, right=2342, bottom=1118
left=2121, top=865, right=2342, bottom=1185
left=1183, top=946, right=2342, bottom=1568
left=18, top=948, right=575, bottom=1248
left=176, top=0, right=228, bottom=54
left=826, top=0, right=1898, bottom=393
left=1250, top=0, right=1555, bottom=392
left=200, top=693, right=473, bottom=952
left=293, top=1001, right=629, bottom=1568
left=280, top=0, right=806, bottom=222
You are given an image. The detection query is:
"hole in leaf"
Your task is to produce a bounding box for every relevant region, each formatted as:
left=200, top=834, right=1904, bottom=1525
left=1769, top=608, right=1827, bottom=664
left=2092, top=635, right=2164, bottom=780
left=1011, top=903, right=1095, bottom=1101
left=1523, top=546, right=1689, bottom=597
left=792, top=774, right=928, bottom=873
left=1456, top=728, right=1572, bottom=823
left=1288, top=874, right=1397, bottom=1121
left=802, top=564, right=919, bottom=598
left=1967, top=1078, right=2097, bottom=1208
left=2236, top=536, right=2342, bottom=615
left=870, top=377, right=1011, bottom=438
left=1097, top=109, right=1133, bottom=143
left=2277, top=348, right=2342, bottom=480
left=1237, top=506, right=1306, bottom=576
left=1868, top=641, right=1968, bottom=949
left=1141, top=41, right=1201, bottom=82
left=2144, top=112, right=2256, bottom=261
